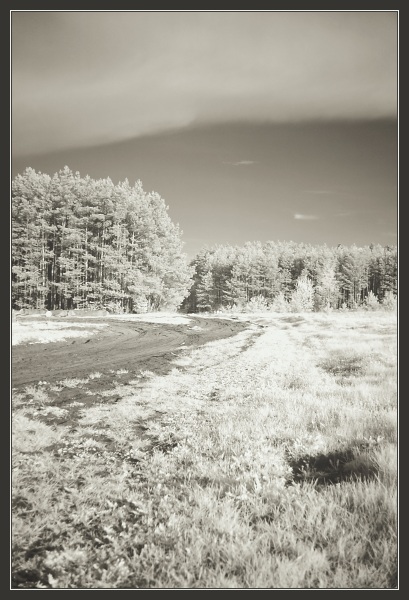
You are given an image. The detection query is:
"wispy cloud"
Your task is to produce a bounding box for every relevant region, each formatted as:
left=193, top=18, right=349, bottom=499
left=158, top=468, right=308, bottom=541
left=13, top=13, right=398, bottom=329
left=224, top=160, right=255, bottom=166
left=294, top=213, right=319, bottom=220
left=335, top=211, right=353, bottom=217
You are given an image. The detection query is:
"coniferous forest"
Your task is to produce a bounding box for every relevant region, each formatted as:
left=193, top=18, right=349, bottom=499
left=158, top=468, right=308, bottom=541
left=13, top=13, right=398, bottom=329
left=12, top=167, right=397, bottom=314
left=12, top=167, right=194, bottom=312
left=184, top=239, right=397, bottom=313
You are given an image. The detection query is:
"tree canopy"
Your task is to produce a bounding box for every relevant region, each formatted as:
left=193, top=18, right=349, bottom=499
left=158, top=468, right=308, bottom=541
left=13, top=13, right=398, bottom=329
left=12, top=167, right=194, bottom=312
left=183, top=240, right=397, bottom=312
left=12, top=167, right=397, bottom=314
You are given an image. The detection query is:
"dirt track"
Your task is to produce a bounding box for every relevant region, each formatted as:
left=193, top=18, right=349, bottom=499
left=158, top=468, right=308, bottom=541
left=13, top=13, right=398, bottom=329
left=12, top=316, right=247, bottom=389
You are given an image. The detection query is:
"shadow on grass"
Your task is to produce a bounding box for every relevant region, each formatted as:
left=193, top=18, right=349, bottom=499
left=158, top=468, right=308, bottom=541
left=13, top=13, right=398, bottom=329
left=279, top=316, right=306, bottom=325
left=319, top=351, right=365, bottom=378
left=288, top=445, right=378, bottom=486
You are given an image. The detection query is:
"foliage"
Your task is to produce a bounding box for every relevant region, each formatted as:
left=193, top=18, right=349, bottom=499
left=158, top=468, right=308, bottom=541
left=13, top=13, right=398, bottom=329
left=382, top=291, right=397, bottom=312
left=270, top=291, right=289, bottom=313
left=314, top=263, right=339, bottom=310
left=195, top=270, right=217, bottom=311
left=184, top=241, right=397, bottom=313
left=244, top=294, right=270, bottom=313
left=365, top=290, right=380, bottom=310
left=12, top=167, right=194, bottom=312
left=289, top=273, right=314, bottom=312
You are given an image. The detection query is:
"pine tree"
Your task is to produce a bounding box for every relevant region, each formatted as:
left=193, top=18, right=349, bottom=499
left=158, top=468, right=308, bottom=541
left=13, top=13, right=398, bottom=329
left=196, top=270, right=217, bottom=311
left=289, top=273, right=314, bottom=312
left=315, top=263, right=339, bottom=310
left=12, top=167, right=193, bottom=311
left=365, top=290, right=380, bottom=310
left=184, top=241, right=397, bottom=315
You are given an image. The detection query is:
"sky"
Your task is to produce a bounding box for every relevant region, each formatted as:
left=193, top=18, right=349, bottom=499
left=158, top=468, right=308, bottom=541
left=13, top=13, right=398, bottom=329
left=11, top=11, right=398, bottom=258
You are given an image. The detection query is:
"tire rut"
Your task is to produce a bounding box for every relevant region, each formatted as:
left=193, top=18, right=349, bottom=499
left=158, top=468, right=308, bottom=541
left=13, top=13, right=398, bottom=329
left=12, top=316, right=247, bottom=389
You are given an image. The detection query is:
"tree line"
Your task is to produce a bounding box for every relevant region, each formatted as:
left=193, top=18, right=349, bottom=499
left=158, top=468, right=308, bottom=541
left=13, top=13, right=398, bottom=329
left=12, top=167, right=397, bottom=314
left=183, top=240, right=397, bottom=313
left=12, top=167, right=194, bottom=312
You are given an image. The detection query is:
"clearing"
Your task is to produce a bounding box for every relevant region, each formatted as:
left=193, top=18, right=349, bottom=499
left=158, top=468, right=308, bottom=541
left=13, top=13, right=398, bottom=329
left=11, top=310, right=397, bottom=589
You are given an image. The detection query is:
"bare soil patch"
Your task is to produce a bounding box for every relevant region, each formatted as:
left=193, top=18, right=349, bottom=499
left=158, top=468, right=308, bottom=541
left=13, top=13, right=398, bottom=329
left=11, top=312, right=397, bottom=589
left=12, top=316, right=247, bottom=390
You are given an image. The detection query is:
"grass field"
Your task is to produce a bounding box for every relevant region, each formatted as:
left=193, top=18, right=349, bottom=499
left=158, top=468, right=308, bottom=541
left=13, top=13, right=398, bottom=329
left=11, top=310, right=398, bottom=589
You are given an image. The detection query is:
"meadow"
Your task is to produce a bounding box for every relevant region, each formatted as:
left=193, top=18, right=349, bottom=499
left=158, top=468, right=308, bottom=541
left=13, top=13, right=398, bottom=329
left=11, top=310, right=397, bottom=589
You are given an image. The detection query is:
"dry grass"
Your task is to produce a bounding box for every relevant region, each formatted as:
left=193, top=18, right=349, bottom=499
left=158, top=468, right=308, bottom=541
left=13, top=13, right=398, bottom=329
left=12, top=320, right=107, bottom=345
left=57, top=378, right=89, bottom=389
left=89, top=372, right=102, bottom=380
left=11, top=311, right=397, bottom=589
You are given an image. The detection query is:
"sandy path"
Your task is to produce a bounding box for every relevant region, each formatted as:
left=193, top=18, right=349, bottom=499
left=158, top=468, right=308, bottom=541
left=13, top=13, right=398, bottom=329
left=11, top=316, right=247, bottom=389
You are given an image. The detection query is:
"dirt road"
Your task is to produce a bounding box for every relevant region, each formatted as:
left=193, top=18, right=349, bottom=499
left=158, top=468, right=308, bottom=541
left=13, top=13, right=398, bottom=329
left=12, top=316, right=247, bottom=389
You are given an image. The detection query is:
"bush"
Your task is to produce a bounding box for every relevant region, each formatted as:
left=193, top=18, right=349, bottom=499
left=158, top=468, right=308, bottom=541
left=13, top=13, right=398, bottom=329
left=132, top=298, right=149, bottom=313
left=322, top=303, right=333, bottom=314
left=289, top=274, right=314, bottom=312
left=216, top=303, right=238, bottom=314
left=105, top=301, right=125, bottom=314
left=245, top=295, right=270, bottom=313
left=382, top=291, right=397, bottom=312
left=270, top=292, right=289, bottom=313
left=365, top=291, right=380, bottom=310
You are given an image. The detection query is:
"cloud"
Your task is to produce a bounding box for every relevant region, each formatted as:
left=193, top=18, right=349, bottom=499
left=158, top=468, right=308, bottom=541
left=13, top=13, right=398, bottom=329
left=294, top=213, right=319, bottom=220
left=335, top=212, right=353, bottom=217
left=224, top=160, right=255, bottom=166
left=12, top=12, right=397, bottom=156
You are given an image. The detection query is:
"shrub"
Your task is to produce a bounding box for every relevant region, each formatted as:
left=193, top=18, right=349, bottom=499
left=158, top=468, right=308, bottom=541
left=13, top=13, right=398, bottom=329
left=382, top=291, right=397, bottom=312
left=105, top=300, right=125, bottom=314
left=216, top=303, right=240, bottom=314
left=314, top=265, right=339, bottom=311
left=245, top=295, right=270, bottom=313
left=365, top=291, right=380, bottom=310
left=289, top=274, right=314, bottom=312
left=270, top=292, right=289, bottom=313
left=132, top=298, right=149, bottom=314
